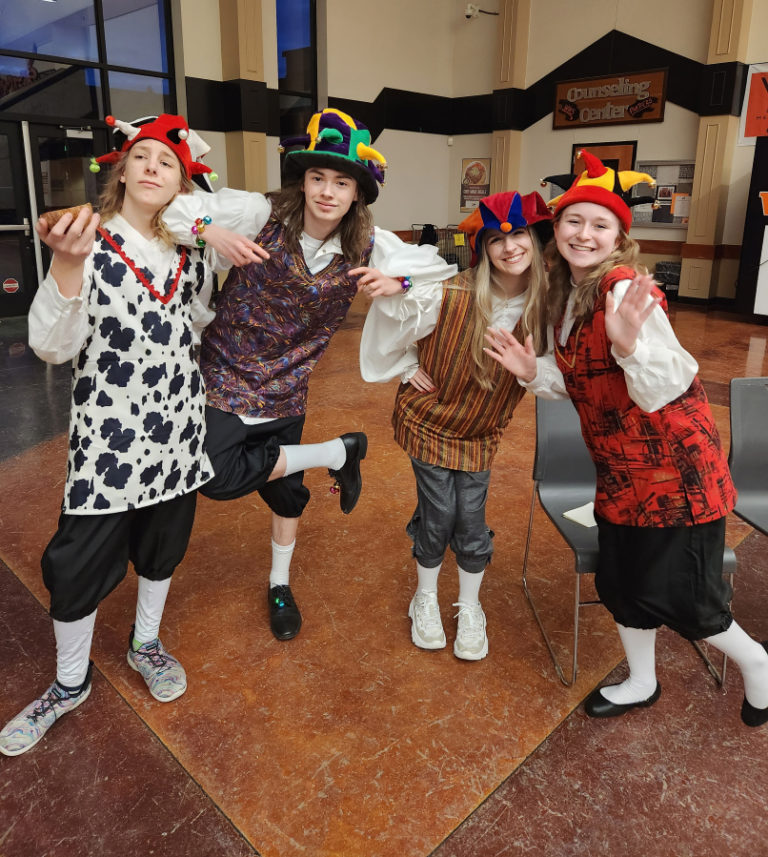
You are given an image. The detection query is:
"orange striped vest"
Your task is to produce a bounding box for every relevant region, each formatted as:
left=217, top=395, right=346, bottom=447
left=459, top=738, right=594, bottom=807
left=392, top=274, right=526, bottom=471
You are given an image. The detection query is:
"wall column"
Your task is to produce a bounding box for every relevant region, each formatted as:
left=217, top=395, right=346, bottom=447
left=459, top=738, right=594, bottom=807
left=490, top=0, right=531, bottom=193
left=678, top=0, right=752, bottom=299
left=219, top=0, right=268, bottom=191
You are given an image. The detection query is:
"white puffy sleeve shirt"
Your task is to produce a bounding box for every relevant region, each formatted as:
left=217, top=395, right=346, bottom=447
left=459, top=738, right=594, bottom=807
left=523, top=278, right=698, bottom=413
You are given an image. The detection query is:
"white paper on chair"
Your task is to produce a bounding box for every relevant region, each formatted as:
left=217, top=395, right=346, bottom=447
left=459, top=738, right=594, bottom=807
left=563, top=501, right=597, bottom=528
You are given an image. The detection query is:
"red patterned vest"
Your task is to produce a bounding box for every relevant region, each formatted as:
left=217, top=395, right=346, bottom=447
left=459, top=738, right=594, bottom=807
left=201, top=216, right=373, bottom=418
left=554, top=266, right=736, bottom=526
left=392, top=274, right=526, bottom=472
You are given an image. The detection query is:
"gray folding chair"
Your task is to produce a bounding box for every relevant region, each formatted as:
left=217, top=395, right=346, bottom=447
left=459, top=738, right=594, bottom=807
left=728, top=377, right=768, bottom=536
left=522, top=396, right=736, bottom=687
left=521, top=397, right=600, bottom=686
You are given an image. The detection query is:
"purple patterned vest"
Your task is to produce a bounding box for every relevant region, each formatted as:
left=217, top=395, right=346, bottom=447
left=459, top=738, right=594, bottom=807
left=201, top=216, right=373, bottom=418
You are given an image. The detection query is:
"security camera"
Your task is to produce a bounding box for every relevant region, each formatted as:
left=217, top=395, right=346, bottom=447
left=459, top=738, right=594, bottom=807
left=465, top=3, right=479, bottom=18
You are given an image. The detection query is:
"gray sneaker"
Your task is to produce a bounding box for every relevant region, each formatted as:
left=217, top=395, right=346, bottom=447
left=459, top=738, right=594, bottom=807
left=408, top=591, right=446, bottom=650
left=127, top=632, right=187, bottom=702
left=0, top=662, right=93, bottom=757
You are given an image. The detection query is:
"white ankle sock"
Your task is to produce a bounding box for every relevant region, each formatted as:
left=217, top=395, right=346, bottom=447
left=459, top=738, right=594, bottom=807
left=54, top=611, right=97, bottom=689
left=704, top=622, right=768, bottom=709
left=457, top=566, right=484, bottom=605
left=269, top=539, right=296, bottom=588
left=416, top=562, right=441, bottom=593
left=134, top=576, right=172, bottom=646
left=600, top=624, right=658, bottom=705
left=282, top=438, right=346, bottom=477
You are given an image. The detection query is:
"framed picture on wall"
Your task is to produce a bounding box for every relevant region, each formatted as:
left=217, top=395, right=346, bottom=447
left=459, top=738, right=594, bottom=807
left=570, top=141, right=637, bottom=177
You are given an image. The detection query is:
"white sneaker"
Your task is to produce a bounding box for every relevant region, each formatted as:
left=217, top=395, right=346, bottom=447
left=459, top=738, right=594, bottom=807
left=453, top=602, right=488, bottom=660
left=408, top=591, right=446, bottom=650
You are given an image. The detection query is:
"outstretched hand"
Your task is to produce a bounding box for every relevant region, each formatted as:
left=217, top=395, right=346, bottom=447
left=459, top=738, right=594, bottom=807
left=604, top=273, right=660, bottom=358
left=201, top=223, right=269, bottom=266
left=350, top=266, right=403, bottom=297
left=483, top=328, right=538, bottom=382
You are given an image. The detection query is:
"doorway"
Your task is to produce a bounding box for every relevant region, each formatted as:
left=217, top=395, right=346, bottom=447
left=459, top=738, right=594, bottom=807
left=0, top=120, right=107, bottom=318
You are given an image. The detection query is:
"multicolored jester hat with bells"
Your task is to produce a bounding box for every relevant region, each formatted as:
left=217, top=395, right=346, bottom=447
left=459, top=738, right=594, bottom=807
left=540, top=149, right=657, bottom=232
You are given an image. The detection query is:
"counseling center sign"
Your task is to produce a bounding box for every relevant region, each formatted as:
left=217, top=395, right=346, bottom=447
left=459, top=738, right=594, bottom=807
left=554, top=70, right=667, bottom=129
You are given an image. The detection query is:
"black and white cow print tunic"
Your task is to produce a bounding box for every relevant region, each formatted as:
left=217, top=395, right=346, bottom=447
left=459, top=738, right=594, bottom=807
left=28, top=214, right=215, bottom=515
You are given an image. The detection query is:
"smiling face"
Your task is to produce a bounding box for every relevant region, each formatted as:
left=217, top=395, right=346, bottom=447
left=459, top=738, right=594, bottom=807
left=483, top=226, right=534, bottom=296
left=553, top=201, right=621, bottom=283
left=120, top=138, right=184, bottom=216
left=301, top=167, right=359, bottom=239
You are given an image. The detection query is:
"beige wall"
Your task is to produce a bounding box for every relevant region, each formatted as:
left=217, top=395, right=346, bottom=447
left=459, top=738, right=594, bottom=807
left=325, top=0, right=494, bottom=101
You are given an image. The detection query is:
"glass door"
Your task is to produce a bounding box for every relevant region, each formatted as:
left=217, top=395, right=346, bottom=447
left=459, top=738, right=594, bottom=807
left=0, top=120, right=36, bottom=318
left=27, top=123, right=108, bottom=275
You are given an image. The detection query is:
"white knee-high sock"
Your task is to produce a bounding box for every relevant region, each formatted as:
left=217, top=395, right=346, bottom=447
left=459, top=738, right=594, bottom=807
left=269, top=539, right=296, bottom=588
left=600, top=624, right=658, bottom=705
left=133, top=576, right=172, bottom=646
left=54, top=611, right=97, bottom=689
left=704, top=622, right=768, bottom=709
left=282, top=439, right=346, bottom=477
left=457, top=566, right=484, bottom=605
left=416, top=562, right=441, bottom=593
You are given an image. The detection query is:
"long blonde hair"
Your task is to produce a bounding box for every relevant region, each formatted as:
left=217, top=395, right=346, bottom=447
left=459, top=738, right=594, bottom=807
left=270, top=178, right=374, bottom=264
left=545, top=213, right=644, bottom=325
left=97, top=150, right=195, bottom=247
left=467, top=227, right=549, bottom=390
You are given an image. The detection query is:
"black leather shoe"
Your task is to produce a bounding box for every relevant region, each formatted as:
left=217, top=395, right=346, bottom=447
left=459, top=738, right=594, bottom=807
left=584, top=682, right=661, bottom=718
left=268, top=585, right=302, bottom=640
left=328, top=432, right=367, bottom=514
left=741, top=641, right=768, bottom=727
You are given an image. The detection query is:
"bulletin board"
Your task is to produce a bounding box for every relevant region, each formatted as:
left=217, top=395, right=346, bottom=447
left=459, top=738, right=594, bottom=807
left=632, top=160, right=694, bottom=228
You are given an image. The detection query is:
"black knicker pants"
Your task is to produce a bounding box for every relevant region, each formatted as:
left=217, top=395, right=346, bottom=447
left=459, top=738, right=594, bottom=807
left=595, top=514, right=733, bottom=641
left=42, top=491, right=198, bottom=623
left=200, top=405, right=310, bottom=519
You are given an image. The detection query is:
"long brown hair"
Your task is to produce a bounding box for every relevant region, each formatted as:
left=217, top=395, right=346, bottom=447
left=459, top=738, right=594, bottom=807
left=545, top=213, right=644, bottom=325
left=467, top=227, right=549, bottom=390
left=270, top=177, right=374, bottom=264
left=97, top=149, right=195, bottom=247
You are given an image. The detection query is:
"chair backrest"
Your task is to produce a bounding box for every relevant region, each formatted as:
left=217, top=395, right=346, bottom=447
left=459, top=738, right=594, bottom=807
left=533, top=396, right=596, bottom=487
left=728, top=376, right=768, bottom=503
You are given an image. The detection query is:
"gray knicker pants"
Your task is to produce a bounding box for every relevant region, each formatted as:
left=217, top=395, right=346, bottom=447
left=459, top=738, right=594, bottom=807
left=406, top=457, right=493, bottom=574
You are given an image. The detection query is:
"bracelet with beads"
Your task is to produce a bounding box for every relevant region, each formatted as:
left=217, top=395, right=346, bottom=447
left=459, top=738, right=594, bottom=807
left=191, top=215, right=212, bottom=247
left=398, top=276, right=413, bottom=292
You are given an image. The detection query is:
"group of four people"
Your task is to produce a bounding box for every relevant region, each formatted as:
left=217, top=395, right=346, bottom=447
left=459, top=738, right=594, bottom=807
left=1, top=107, right=766, bottom=758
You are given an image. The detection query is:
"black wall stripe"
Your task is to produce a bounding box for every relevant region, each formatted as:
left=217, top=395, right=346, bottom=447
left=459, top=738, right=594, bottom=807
left=186, top=31, right=746, bottom=140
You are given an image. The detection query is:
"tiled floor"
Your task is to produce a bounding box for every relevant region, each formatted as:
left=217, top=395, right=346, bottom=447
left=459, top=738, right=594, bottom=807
left=0, top=299, right=766, bottom=857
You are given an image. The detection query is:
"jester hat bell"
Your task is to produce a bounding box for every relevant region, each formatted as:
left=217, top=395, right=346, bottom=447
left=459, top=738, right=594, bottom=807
left=94, top=114, right=213, bottom=180
left=541, top=150, right=656, bottom=233
left=280, top=108, right=387, bottom=204
left=457, top=190, right=553, bottom=265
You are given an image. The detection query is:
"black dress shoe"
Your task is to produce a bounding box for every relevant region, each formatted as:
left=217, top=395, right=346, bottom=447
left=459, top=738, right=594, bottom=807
left=741, top=640, right=768, bottom=727
left=328, top=432, right=368, bottom=514
left=268, top=585, right=302, bottom=640
left=584, top=682, right=661, bottom=718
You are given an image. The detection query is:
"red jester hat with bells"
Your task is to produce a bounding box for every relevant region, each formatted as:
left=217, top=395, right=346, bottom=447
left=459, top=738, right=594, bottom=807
left=541, top=149, right=656, bottom=233
left=92, top=114, right=214, bottom=180
left=458, top=190, right=553, bottom=267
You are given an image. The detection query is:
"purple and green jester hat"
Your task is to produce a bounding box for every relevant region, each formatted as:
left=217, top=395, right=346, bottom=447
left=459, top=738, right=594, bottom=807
left=458, top=190, right=553, bottom=267
left=280, top=108, right=387, bottom=204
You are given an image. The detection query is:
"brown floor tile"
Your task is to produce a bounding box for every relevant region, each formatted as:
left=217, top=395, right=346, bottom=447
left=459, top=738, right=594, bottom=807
left=0, top=558, right=257, bottom=857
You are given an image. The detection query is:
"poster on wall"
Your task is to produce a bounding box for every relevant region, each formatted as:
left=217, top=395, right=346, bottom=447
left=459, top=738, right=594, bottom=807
left=738, top=63, right=768, bottom=146
left=554, top=70, right=667, bottom=130
left=460, top=158, right=490, bottom=211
